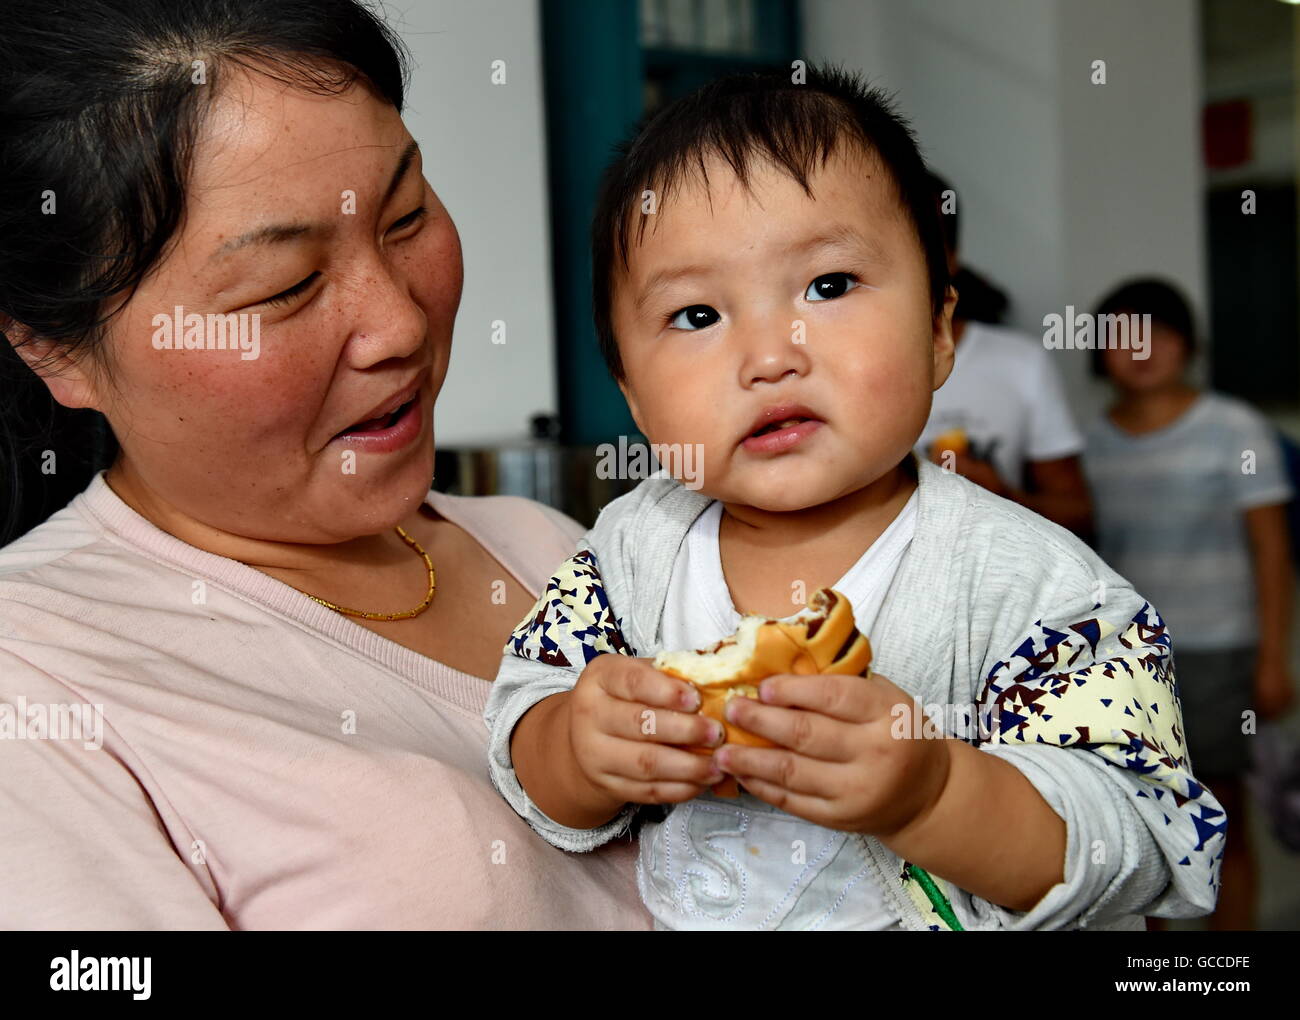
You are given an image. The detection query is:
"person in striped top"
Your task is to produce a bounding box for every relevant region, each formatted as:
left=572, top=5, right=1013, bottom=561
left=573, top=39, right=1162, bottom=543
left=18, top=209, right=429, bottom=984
left=1083, top=277, right=1295, bottom=930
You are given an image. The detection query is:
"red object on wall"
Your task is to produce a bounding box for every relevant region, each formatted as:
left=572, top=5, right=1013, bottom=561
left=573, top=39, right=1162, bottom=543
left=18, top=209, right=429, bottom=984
left=1202, top=99, right=1252, bottom=169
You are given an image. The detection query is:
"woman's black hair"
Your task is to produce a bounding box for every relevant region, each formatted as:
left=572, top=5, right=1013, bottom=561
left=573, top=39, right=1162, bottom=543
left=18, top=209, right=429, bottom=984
left=590, top=64, right=950, bottom=382
left=0, top=0, right=410, bottom=544
left=1089, top=277, right=1197, bottom=380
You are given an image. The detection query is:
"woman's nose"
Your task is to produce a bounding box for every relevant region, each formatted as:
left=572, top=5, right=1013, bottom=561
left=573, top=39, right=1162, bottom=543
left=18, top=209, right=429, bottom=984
left=342, top=263, right=428, bottom=368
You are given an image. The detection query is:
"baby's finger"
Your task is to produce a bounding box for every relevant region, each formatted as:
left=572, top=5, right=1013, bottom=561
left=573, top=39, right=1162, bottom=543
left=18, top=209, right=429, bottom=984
left=597, top=697, right=724, bottom=749
left=597, top=736, right=724, bottom=789
left=721, top=772, right=837, bottom=827
left=604, top=777, right=713, bottom=806
left=715, top=743, right=840, bottom=800
left=756, top=671, right=886, bottom=722
left=723, top=696, right=856, bottom=761
left=594, top=654, right=700, bottom=711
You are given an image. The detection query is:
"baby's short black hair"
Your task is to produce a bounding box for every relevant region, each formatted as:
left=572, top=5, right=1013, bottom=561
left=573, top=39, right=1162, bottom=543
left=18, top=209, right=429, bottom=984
left=1089, top=277, right=1197, bottom=379
left=590, top=64, right=950, bottom=381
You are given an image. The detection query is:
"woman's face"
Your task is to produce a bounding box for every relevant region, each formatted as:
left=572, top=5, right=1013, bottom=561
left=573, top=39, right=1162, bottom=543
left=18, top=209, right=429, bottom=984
left=85, top=68, right=462, bottom=541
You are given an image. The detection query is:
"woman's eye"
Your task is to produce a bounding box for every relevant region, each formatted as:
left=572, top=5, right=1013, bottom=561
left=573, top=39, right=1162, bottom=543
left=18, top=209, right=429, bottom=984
left=388, top=205, right=427, bottom=234
left=260, top=271, right=320, bottom=308
left=805, top=272, right=859, bottom=302
left=668, top=305, right=720, bottom=331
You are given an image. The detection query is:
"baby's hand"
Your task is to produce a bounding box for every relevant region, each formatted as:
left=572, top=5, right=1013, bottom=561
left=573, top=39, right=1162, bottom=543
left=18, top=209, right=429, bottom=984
left=566, top=653, right=726, bottom=805
left=713, top=671, right=951, bottom=836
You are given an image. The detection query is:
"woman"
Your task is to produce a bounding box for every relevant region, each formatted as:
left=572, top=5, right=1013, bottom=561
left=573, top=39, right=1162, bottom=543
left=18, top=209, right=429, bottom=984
left=0, top=0, right=649, bottom=929
left=1082, top=277, right=1294, bottom=930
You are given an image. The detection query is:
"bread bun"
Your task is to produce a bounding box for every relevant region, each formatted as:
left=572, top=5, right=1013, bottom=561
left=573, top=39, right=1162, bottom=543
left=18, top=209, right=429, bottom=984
left=653, top=588, right=872, bottom=796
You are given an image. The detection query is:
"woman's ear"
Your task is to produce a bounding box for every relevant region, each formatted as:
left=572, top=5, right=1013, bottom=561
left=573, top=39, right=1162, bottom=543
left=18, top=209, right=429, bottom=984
left=5, top=326, right=104, bottom=411
left=931, top=284, right=958, bottom=391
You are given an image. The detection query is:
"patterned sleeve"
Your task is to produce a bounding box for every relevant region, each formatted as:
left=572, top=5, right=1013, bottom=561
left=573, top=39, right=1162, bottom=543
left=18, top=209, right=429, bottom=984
left=504, top=549, right=634, bottom=666
left=941, top=585, right=1224, bottom=929
left=484, top=547, right=641, bottom=853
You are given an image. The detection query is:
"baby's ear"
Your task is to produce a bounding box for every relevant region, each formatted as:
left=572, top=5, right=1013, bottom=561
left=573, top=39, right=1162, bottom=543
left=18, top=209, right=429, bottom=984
left=615, top=375, right=647, bottom=435
left=931, top=286, right=958, bottom=390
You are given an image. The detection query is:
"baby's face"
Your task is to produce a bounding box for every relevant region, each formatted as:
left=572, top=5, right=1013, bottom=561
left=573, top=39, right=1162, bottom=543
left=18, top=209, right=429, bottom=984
left=611, top=143, right=955, bottom=511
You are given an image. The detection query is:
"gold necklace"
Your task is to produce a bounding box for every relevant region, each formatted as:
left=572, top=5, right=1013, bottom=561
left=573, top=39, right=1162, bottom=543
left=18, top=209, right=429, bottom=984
left=297, top=526, right=436, bottom=621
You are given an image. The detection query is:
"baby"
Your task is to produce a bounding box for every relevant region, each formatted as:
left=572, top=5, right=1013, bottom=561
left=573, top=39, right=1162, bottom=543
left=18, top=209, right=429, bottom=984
left=486, top=66, right=1223, bottom=930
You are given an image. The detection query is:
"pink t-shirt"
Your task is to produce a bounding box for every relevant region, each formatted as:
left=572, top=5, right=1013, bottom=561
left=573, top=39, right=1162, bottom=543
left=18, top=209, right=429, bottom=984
left=0, top=472, right=650, bottom=930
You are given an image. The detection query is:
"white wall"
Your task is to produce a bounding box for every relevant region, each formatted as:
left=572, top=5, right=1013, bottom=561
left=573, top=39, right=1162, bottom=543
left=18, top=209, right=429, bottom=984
left=1057, top=0, right=1207, bottom=405
left=802, top=0, right=1207, bottom=424
left=387, top=0, right=556, bottom=445
left=381, top=0, right=1210, bottom=443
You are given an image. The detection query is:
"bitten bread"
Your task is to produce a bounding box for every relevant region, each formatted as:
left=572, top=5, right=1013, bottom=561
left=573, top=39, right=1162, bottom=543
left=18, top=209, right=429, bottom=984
left=653, top=588, right=873, bottom=797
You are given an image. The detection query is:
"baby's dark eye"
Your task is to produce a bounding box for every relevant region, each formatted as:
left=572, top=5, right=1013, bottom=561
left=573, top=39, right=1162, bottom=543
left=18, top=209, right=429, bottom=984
left=669, top=305, right=720, bottom=331
left=805, top=273, right=859, bottom=302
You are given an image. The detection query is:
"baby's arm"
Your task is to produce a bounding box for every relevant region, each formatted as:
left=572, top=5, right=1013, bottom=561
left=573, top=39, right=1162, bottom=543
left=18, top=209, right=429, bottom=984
left=487, top=650, right=633, bottom=851
left=714, top=665, right=1067, bottom=913
left=726, top=565, right=1216, bottom=928
left=485, top=548, right=720, bottom=850
left=510, top=652, right=713, bottom=829
left=875, top=730, right=1067, bottom=912
left=952, top=579, right=1221, bottom=928
left=510, top=668, right=621, bottom=830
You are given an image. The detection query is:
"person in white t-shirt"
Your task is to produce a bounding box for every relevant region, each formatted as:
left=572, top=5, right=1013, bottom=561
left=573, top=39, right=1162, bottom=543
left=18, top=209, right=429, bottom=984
left=917, top=173, right=1093, bottom=537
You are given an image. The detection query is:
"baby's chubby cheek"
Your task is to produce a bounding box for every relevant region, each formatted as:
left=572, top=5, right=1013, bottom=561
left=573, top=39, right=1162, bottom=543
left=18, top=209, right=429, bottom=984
left=868, top=365, right=934, bottom=441
left=635, top=385, right=726, bottom=454
left=837, top=329, right=935, bottom=425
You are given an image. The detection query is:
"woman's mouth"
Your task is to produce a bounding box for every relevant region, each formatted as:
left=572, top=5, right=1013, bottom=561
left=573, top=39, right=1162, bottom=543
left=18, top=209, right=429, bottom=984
left=346, top=399, right=413, bottom=433
left=332, top=391, right=424, bottom=452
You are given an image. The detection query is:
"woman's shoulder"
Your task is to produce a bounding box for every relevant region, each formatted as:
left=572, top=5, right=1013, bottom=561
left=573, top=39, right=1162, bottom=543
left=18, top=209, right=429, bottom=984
left=0, top=471, right=214, bottom=605
left=426, top=488, right=584, bottom=542
left=0, top=480, right=220, bottom=700
left=425, top=489, right=586, bottom=596
left=0, top=491, right=112, bottom=586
